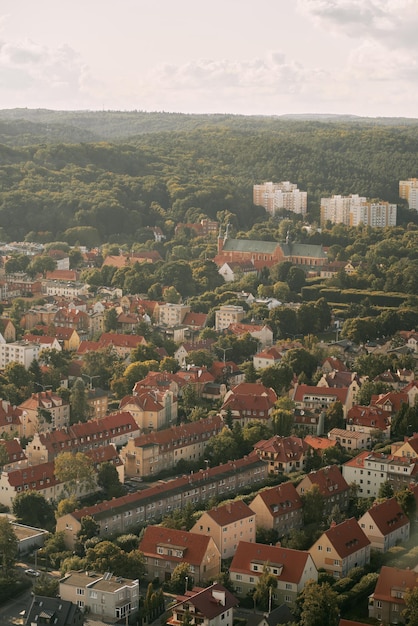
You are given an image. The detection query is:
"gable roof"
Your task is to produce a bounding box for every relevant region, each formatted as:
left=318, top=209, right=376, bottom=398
left=293, top=384, right=349, bottom=404
left=372, top=565, right=418, bottom=604
left=203, top=500, right=255, bottom=526
left=174, top=584, right=238, bottom=619
left=362, top=497, right=409, bottom=535
left=231, top=541, right=312, bottom=583
left=140, top=526, right=216, bottom=565
left=299, top=464, right=349, bottom=496
left=322, top=518, right=370, bottom=558
left=252, top=481, right=302, bottom=517
left=254, top=436, right=309, bottom=462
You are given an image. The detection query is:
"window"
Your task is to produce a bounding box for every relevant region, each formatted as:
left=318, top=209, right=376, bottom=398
left=76, top=588, right=85, bottom=596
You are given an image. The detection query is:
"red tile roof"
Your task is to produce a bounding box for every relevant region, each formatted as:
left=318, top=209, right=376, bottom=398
left=252, top=481, right=302, bottom=517
left=139, top=526, right=215, bottom=565
left=130, top=415, right=223, bottom=449
left=298, top=464, right=349, bottom=497
left=293, top=384, right=349, bottom=404
left=372, top=565, right=418, bottom=604
left=203, top=500, right=255, bottom=526
left=254, top=436, right=308, bottom=462
left=323, top=518, right=370, bottom=558
left=0, top=438, right=26, bottom=463
left=364, top=497, right=409, bottom=535
left=347, top=405, right=390, bottom=431
left=99, top=333, right=146, bottom=349
left=230, top=541, right=312, bottom=584
left=172, top=584, right=238, bottom=619
left=182, top=312, right=208, bottom=328
left=304, top=435, right=338, bottom=452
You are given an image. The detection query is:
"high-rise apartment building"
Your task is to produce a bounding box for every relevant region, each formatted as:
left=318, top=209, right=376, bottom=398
left=399, top=178, right=418, bottom=211
left=253, top=181, right=307, bottom=216
left=320, top=194, right=397, bottom=228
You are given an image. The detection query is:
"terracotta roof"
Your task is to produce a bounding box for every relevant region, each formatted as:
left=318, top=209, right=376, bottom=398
left=323, top=518, right=370, bottom=558
left=321, top=357, right=349, bottom=372
left=298, top=464, right=349, bottom=497
left=120, top=392, right=164, bottom=413
left=347, top=405, right=390, bottom=430
left=176, top=367, right=215, bottom=385
left=372, top=565, right=418, bottom=604
left=130, top=415, right=223, bottom=449
left=254, top=436, right=308, bottom=462
left=45, top=269, right=78, bottom=281
left=0, top=438, right=26, bottom=463
left=182, top=312, right=208, bottom=328
left=99, top=333, right=146, bottom=349
left=363, top=497, right=409, bottom=535
left=304, top=435, right=337, bottom=452
left=252, top=481, right=302, bottom=517
left=293, top=384, right=349, bottom=404
left=230, top=541, right=312, bottom=584
left=255, top=346, right=282, bottom=361
left=77, top=340, right=100, bottom=354
left=203, top=500, right=255, bottom=526
left=139, top=526, right=216, bottom=565
left=172, top=584, right=238, bottom=619
left=371, top=391, right=409, bottom=413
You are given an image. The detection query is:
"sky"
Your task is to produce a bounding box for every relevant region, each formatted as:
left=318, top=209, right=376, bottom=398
left=1, top=0, right=418, bottom=118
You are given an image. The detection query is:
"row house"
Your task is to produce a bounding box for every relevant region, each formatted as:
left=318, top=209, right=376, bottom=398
left=292, top=384, right=351, bottom=418
left=342, top=450, right=418, bottom=498
left=220, top=382, right=277, bottom=428
left=43, top=280, right=89, bottom=298
left=167, top=584, right=238, bottom=626
left=59, top=571, right=139, bottom=622
left=249, top=481, right=303, bottom=538
left=25, top=412, right=139, bottom=464
left=56, top=454, right=269, bottom=549
left=230, top=541, right=317, bottom=607
left=296, top=465, right=350, bottom=515
left=316, top=370, right=360, bottom=408
left=368, top=566, right=418, bottom=624
left=253, top=435, right=309, bottom=474
left=346, top=405, right=391, bottom=440
left=309, top=518, right=370, bottom=579
left=19, top=391, right=70, bottom=436
left=119, top=389, right=177, bottom=431
left=358, top=497, right=410, bottom=552
left=120, top=415, right=223, bottom=478
left=0, top=444, right=123, bottom=509
left=190, top=500, right=256, bottom=560
left=139, top=526, right=221, bottom=584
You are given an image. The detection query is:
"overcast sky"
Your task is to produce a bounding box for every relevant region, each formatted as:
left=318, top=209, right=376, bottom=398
left=1, top=0, right=417, bottom=117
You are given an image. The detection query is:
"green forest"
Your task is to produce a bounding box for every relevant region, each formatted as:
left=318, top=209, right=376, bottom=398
left=1, top=110, right=418, bottom=244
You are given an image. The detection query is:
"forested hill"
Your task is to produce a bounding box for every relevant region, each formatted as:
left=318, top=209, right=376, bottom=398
left=0, top=108, right=418, bottom=144
left=1, top=111, right=418, bottom=243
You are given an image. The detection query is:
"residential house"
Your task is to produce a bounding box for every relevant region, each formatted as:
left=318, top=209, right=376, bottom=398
left=167, top=584, right=238, bottom=626
left=316, top=370, right=360, bottom=408
left=368, top=566, right=418, bottom=624
left=119, top=389, right=177, bottom=431
left=328, top=428, right=370, bottom=452
left=0, top=400, right=23, bottom=438
left=253, top=346, right=282, bottom=371
left=304, top=435, right=338, bottom=456
left=371, top=390, right=409, bottom=416
left=120, top=415, right=223, bottom=478
left=249, top=481, right=303, bottom=537
left=132, top=371, right=181, bottom=397
left=226, top=323, right=274, bottom=348
left=176, top=367, right=216, bottom=398
left=22, top=333, right=62, bottom=352
left=346, top=405, right=391, bottom=440
left=358, top=497, right=410, bottom=552
left=174, top=339, right=215, bottom=368
left=0, top=438, right=27, bottom=471
left=56, top=454, right=268, bottom=549
left=98, top=332, right=147, bottom=359
left=253, top=435, right=309, bottom=474
left=309, top=518, right=370, bottom=578
left=230, top=541, right=318, bottom=607
left=157, top=303, right=191, bottom=327
left=220, top=382, right=277, bottom=428
left=391, top=432, right=418, bottom=460
left=292, top=384, right=351, bottom=418
left=25, top=596, right=84, bottom=626
left=209, top=361, right=244, bottom=387
left=342, top=450, right=418, bottom=498
left=86, top=387, right=109, bottom=420
left=139, top=526, right=221, bottom=584
left=18, top=391, right=70, bottom=436
left=320, top=356, right=349, bottom=374
left=54, top=307, right=90, bottom=333
left=218, top=260, right=258, bottom=282
left=59, top=570, right=139, bottom=621
left=296, top=465, right=350, bottom=515
left=190, top=500, right=256, bottom=559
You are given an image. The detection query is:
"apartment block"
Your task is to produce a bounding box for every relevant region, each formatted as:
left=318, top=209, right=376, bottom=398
left=215, top=305, right=245, bottom=331
left=320, top=194, right=397, bottom=227
left=399, top=178, right=418, bottom=211
left=253, top=182, right=307, bottom=216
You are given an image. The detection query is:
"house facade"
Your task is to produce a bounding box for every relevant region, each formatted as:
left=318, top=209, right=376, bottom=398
left=249, top=481, right=303, bottom=537
left=358, top=497, right=410, bottom=552
left=368, top=566, right=417, bottom=624
left=167, top=584, right=238, bottom=626
left=296, top=465, right=350, bottom=515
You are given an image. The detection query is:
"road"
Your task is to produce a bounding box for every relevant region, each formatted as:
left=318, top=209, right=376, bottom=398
left=0, top=589, right=32, bottom=626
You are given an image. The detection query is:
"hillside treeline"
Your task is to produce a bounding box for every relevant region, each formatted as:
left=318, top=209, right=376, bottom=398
left=1, top=117, right=418, bottom=243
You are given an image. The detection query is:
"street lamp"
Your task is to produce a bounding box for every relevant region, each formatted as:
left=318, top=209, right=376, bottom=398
left=185, top=576, right=189, bottom=594
left=34, top=382, right=52, bottom=392
left=81, top=373, right=100, bottom=389
left=217, top=347, right=232, bottom=363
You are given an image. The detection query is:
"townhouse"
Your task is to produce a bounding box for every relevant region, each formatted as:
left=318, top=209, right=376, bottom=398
left=120, top=415, right=224, bottom=478
left=190, top=500, right=256, bottom=559
left=24, top=412, right=140, bottom=465
left=139, top=526, right=221, bottom=584
left=249, top=481, right=302, bottom=538
left=309, top=518, right=370, bottom=579
left=220, top=382, right=277, bottom=428
left=296, top=465, right=350, bottom=515
left=358, top=497, right=410, bottom=552
left=59, top=570, right=139, bottom=622
left=56, top=454, right=269, bottom=549
left=230, top=541, right=317, bottom=607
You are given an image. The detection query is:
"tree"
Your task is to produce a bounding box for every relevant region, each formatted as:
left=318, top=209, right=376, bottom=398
left=297, top=580, right=340, bottom=626
left=324, top=401, right=344, bottom=431
left=282, top=348, right=318, bottom=381
left=169, top=562, right=191, bottom=593
left=77, top=515, right=100, bottom=547
left=403, top=585, right=418, bottom=626
left=253, top=564, right=278, bottom=611
left=104, top=307, right=118, bottom=332
left=54, top=451, right=95, bottom=497
left=378, top=481, right=394, bottom=499
left=85, top=540, right=126, bottom=574
left=56, top=496, right=79, bottom=518
left=33, top=574, right=59, bottom=597
left=0, top=518, right=18, bottom=576
left=69, top=378, right=90, bottom=424
left=97, top=461, right=125, bottom=498
left=260, top=363, right=293, bottom=394
left=302, top=484, right=325, bottom=525
left=204, top=427, right=241, bottom=466
left=12, top=491, right=56, bottom=531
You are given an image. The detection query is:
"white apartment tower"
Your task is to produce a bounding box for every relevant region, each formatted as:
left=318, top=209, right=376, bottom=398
left=320, top=194, right=397, bottom=228
left=253, top=181, right=307, bottom=216
left=399, top=178, right=418, bottom=211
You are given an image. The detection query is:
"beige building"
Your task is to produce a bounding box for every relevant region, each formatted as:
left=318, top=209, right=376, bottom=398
left=157, top=302, right=191, bottom=327
left=190, top=500, right=256, bottom=560
left=253, top=181, right=307, bottom=216
left=368, top=566, right=417, bottom=624
left=59, top=570, right=139, bottom=621
left=399, top=178, right=418, bottom=211
left=120, top=415, right=223, bottom=478
left=215, top=305, right=245, bottom=331
left=309, top=518, right=370, bottom=579
left=358, top=497, right=410, bottom=552
left=328, top=428, right=370, bottom=451
left=249, top=481, right=303, bottom=538
left=119, top=389, right=177, bottom=431
left=19, top=391, right=70, bottom=437
left=139, top=526, right=221, bottom=584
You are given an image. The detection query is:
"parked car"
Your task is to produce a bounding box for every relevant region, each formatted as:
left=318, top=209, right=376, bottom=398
left=25, top=569, right=40, bottom=577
